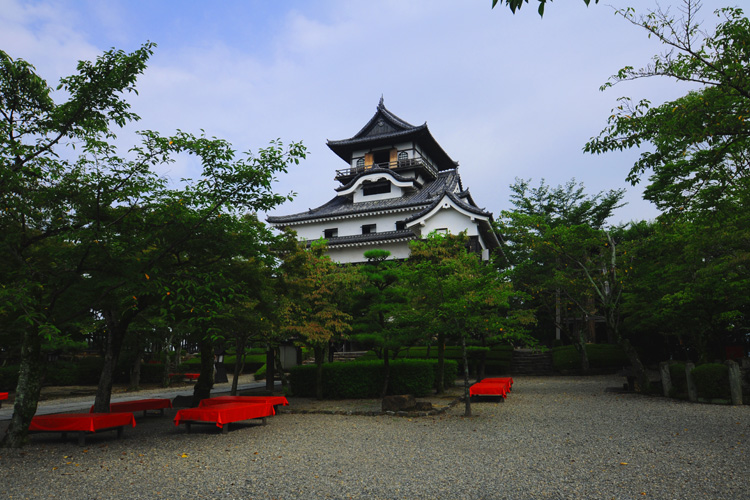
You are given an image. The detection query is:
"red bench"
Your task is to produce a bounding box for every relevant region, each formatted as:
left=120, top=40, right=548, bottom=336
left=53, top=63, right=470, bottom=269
left=470, top=377, right=514, bottom=398
left=29, top=412, right=136, bottom=445
left=174, top=402, right=275, bottom=434
left=0, top=392, right=7, bottom=408
left=169, top=372, right=200, bottom=382
left=90, top=398, right=173, bottom=417
left=199, top=396, right=289, bottom=409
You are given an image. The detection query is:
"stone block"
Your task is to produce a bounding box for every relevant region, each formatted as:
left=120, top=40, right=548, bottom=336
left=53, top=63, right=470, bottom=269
left=382, top=394, right=415, bottom=412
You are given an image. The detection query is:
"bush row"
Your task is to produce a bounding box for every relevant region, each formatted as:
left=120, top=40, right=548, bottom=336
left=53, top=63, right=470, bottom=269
left=551, top=344, right=629, bottom=372
left=359, top=345, right=513, bottom=374
left=668, top=362, right=731, bottom=400
left=0, top=355, right=264, bottom=391
left=288, top=359, right=457, bottom=399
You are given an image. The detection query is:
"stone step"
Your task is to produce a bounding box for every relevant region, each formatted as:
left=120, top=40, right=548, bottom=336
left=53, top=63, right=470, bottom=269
left=511, top=350, right=554, bottom=376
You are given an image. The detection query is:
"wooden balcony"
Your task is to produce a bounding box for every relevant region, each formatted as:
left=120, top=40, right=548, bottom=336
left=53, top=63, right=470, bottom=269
left=335, top=157, right=438, bottom=182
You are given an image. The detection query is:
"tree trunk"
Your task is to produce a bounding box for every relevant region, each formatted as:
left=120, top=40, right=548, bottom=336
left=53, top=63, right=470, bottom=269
left=129, top=349, right=143, bottom=390
left=619, top=338, right=650, bottom=392
left=265, top=344, right=275, bottom=392
left=314, top=345, right=325, bottom=400
left=191, top=336, right=214, bottom=406
left=462, top=337, right=472, bottom=417
left=478, top=336, right=487, bottom=382
left=436, top=332, right=445, bottom=394
left=93, top=310, right=131, bottom=412
left=1, top=328, right=44, bottom=448
left=575, top=328, right=590, bottom=372
left=231, top=334, right=246, bottom=396
left=273, top=347, right=289, bottom=391
left=381, top=347, right=390, bottom=398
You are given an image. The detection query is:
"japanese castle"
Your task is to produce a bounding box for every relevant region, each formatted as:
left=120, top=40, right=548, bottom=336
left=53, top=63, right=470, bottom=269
left=267, top=98, right=500, bottom=263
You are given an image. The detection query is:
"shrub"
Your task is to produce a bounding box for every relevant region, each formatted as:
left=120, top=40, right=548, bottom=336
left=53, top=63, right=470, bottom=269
left=254, top=363, right=266, bottom=380
left=289, top=359, right=443, bottom=398
left=551, top=344, right=628, bottom=372
left=71, top=356, right=105, bottom=385
left=45, top=361, right=79, bottom=386
left=668, top=363, right=687, bottom=399
left=0, top=365, right=19, bottom=392
left=366, top=345, right=512, bottom=374
left=692, top=363, right=730, bottom=400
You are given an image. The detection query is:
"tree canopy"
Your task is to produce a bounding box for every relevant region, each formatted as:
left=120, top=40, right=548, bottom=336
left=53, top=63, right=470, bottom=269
left=492, top=0, right=599, bottom=17
left=585, top=1, right=750, bottom=214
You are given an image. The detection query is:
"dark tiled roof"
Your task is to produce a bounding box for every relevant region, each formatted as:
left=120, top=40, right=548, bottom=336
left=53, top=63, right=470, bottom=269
left=326, top=98, right=458, bottom=171
left=267, top=170, right=462, bottom=224
left=267, top=170, right=468, bottom=225
left=324, top=229, right=417, bottom=247
left=403, top=190, right=493, bottom=225
left=333, top=167, right=420, bottom=193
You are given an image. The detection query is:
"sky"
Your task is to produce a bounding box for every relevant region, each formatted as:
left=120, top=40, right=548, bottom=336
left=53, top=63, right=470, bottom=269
left=0, top=0, right=732, bottom=226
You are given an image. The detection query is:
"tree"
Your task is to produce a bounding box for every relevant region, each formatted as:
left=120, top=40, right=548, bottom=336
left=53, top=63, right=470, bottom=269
left=585, top=1, right=750, bottom=214
left=620, top=201, right=750, bottom=363
left=279, top=240, right=358, bottom=399
left=407, top=232, right=533, bottom=415
left=498, top=179, right=625, bottom=348
left=0, top=44, right=156, bottom=448
left=351, top=249, right=416, bottom=398
left=0, top=46, right=305, bottom=447
left=492, top=0, right=598, bottom=17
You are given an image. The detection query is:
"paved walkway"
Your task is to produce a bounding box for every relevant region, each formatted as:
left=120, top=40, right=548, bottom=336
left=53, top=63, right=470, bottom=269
left=0, top=375, right=274, bottom=420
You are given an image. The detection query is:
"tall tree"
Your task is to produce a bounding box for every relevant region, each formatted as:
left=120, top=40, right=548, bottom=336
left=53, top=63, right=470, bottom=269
left=351, top=249, right=415, bottom=398
left=407, top=232, right=532, bottom=415
left=0, top=46, right=305, bottom=446
left=585, top=1, right=750, bottom=214
left=279, top=240, right=358, bottom=399
left=492, top=0, right=598, bottom=17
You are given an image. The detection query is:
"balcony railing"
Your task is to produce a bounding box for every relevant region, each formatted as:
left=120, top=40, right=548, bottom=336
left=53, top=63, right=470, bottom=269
left=335, top=157, right=438, bottom=180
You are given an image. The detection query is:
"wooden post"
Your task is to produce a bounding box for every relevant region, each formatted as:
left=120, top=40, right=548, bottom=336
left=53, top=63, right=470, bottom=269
left=659, top=362, right=672, bottom=398
left=685, top=362, right=697, bottom=402
left=725, top=360, right=743, bottom=406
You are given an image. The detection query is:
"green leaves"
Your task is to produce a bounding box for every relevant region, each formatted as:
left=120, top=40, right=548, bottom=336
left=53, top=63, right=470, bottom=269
left=491, top=0, right=599, bottom=17
left=585, top=2, right=750, bottom=214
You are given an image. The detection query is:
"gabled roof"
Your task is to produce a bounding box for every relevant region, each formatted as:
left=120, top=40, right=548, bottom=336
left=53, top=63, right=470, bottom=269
left=326, top=98, right=458, bottom=171
left=267, top=170, right=462, bottom=225
left=334, top=167, right=420, bottom=193
left=402, top=190, right=493, bottom=226
left=323, top=229, right=417, bottom=248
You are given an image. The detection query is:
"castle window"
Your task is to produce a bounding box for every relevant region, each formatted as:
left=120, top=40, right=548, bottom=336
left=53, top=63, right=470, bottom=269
left=362, top=180, right=391, bottom=196
left=372, top=149, right=391, bottom=166
left=356, top=157, right=365, bottom=169
left=324, top=228, right=338, bottom=239
left=397, top=151, right=408, bottom=162
left=362, top=224, right=376, bottom=235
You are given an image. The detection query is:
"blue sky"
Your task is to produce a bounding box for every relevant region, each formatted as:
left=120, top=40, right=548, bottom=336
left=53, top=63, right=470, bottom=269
left=1, top=0, right=731, bottom=225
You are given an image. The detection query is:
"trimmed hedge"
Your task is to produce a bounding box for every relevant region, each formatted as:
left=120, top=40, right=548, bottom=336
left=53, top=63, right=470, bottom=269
left=0, top=365, right=19, bottom=392
left=692, top=363, right=730, bottom=400
left=668, top=363, right=688, bottom=399
left=361, top=345, right=513, bottom=374
left=551, top=344, right=629, bottom=372
left=289, top=359, right=455, bottom=398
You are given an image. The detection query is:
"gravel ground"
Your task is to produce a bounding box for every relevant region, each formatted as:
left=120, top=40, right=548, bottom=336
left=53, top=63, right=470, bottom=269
left=1, top=375, right=748, bottom=500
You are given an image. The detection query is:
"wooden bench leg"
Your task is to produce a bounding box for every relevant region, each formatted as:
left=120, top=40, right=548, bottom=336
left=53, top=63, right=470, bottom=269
left=77, top=432, right=86, bottom=446
left=222, top=424, right=229, bottom=434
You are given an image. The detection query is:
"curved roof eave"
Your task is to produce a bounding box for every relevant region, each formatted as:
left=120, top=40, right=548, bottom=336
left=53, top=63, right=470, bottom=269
left=326, top=99, right=458, bottom=171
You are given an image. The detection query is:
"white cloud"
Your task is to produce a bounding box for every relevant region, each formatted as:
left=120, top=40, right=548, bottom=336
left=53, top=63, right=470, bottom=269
left=2, top=0, right=730, bottom=225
